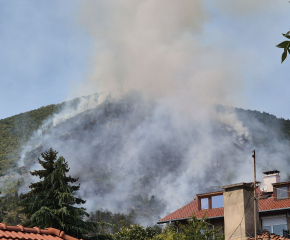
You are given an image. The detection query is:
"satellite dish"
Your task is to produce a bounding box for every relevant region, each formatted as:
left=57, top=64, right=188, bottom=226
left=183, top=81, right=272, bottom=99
left=260, top=183, right=268, bottom=192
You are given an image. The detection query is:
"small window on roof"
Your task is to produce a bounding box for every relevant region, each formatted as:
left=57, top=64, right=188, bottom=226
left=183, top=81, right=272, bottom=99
left=276, top=186, right=288, bottom=199
left=201, top=198, right=209, bottom=209
left=212, top=195, right=224, bottom=208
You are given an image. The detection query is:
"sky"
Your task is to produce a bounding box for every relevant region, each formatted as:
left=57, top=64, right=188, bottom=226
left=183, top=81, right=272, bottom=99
left=0, top=1, right=290, bottom=120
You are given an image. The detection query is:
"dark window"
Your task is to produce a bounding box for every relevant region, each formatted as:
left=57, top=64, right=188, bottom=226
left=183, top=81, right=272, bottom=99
left=273, top=224, right=287, bottom=236
left=277, top=187, right=288, bottom=199
left=201, top=198, right=209, bottom=209
left=212, top=195, right=224, bottom=208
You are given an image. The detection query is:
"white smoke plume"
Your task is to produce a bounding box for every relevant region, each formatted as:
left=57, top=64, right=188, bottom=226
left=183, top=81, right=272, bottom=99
left=18, top=94, right=99, bottom=167
left=4, top=0, right=290, bottom=226
left=77, top=0, right=241, bottom=110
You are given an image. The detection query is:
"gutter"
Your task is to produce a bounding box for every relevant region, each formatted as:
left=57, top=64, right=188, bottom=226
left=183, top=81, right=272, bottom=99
left=157, top=215, right=224, bottom=224
left=157, top=217, right=191, bottom=224
left=259, top=207, right=290, bottom=213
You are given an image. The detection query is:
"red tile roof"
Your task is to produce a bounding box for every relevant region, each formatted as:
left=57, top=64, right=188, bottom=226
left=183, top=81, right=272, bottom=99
left=158, top=187, right=290, bottom=223
left=158, top=197, right=224, bottom=223
left=0, top=223, right=80, bottom=240
left=248, top=229, right=290, bottom=240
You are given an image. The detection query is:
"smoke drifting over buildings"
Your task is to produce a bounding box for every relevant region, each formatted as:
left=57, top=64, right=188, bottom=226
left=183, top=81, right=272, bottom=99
left=9, top=0, right=290, bottom=225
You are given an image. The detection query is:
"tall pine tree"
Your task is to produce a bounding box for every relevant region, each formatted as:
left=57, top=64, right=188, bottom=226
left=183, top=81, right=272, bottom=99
left=19, top=148, right=94, bottom=238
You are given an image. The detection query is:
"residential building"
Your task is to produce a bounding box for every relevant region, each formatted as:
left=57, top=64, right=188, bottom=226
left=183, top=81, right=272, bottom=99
left=157, top=170, right=290, bottom=239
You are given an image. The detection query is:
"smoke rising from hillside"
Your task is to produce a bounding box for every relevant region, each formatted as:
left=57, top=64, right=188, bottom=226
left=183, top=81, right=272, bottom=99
left=11, top=0, right=290, bottom=226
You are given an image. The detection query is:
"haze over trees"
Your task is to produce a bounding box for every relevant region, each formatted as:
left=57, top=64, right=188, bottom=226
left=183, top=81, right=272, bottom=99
left=0, top=95, right=290, bottom=240
left=8, top=147, right=225, bottom=240
left=1, top=96, right=290, bottom=225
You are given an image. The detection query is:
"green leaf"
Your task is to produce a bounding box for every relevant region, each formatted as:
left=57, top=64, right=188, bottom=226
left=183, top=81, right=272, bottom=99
left=282, top=50, right=287, bottom=63
left=276, top=41, right=290, bottom=48
left=283, top=33, right=290, bottom=39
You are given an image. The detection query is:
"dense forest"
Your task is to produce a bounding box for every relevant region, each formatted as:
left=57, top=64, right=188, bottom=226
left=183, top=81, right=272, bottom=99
left=1, top=94, right=290, bottom=232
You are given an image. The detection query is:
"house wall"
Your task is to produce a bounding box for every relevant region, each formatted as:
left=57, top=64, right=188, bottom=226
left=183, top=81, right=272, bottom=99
left=209, top=218, right=224, bottom=234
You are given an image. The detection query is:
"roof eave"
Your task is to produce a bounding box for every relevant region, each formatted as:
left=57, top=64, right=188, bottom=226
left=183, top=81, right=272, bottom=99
left=157, top=215, right=224, bottom=224
left=259, top=207, right=290, bottom=213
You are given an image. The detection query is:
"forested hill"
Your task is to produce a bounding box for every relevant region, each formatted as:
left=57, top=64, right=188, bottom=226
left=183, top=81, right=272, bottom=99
left=1, top=98, right=290, bottom=182
left=0, top=104, right=60, bottom=177
left=0, top=96, right=86, bottom=177
left=234, top=108, right=290, bottom=149
left=235, top=108, right=290, bottom=140
left=1, top=95, right=290, bottom=226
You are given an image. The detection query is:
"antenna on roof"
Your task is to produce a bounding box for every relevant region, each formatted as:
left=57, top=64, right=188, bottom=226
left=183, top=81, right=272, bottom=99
left=252, top=150, right=258, bottom=240
left=260, top=183, right=268, bottom=192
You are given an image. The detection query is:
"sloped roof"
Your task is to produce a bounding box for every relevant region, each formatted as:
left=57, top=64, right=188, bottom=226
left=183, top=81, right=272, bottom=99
left=158, top=198, right=224, bottom=223
left=158, top=187, right=290, bottom=223
left=248, top=229, right=290, bottom=240
left=0, top=223, right=81, bottom=240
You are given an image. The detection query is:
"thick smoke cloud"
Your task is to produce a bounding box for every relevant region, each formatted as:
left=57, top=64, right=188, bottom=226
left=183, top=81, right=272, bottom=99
left=6, top=0, right=290, bottom=226
left=16, top=94, right=290, bottom=226
left=77, top=0, right=242, bottom=110
left=213, top=1, right=285, bottom=18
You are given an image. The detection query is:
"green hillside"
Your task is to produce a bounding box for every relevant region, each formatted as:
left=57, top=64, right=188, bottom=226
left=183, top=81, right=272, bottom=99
left=0, top=104, right=61, bottom=176
left=235, top=108, right=290, bottom=143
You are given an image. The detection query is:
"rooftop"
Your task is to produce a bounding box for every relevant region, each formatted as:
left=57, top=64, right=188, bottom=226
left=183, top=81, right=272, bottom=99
left=263, top=170, right=280, bottom=175
left=158, top=184, right=290, bottom=224
left=0, top=223, right=80, bottom=240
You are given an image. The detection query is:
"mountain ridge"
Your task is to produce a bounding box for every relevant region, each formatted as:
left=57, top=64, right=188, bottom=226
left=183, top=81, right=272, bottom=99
left=1, top=94, right=290, bottom=226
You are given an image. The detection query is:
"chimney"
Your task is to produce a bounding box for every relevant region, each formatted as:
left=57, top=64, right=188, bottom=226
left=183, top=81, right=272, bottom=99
left=222, top=182, right=260, bottom=240
left=261, top=170, right=280, bottom=192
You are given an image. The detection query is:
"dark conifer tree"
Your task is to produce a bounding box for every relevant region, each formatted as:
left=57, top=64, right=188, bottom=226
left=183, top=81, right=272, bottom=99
left=19, top=148, right=94, bottom=238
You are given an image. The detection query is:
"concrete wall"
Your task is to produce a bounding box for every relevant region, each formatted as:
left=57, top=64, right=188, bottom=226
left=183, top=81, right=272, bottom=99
left=223, top=183, right=260, bottom=240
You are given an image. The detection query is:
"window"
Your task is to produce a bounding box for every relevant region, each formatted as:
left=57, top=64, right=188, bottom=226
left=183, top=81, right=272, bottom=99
left=264, top=226, right=271, bottom=232
left=198, top=194, right=224, bottom=210
left=262, top=215, right=287, bottom=236
left=276, top=187, right=288, bottom=199
left=273, top=224, right=287, bottom=236
left=201, top=198, right=209, bottom=209
left=212, top=195, right=224, bottom=208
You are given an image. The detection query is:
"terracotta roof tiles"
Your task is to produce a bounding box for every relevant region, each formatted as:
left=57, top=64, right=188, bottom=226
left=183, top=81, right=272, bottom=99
left=0, top=224, right=80, bottom=240
left=158, top=187, right=290, bottom=223
left=248, top=229, right=290, bottom=240
left=158, top=197, right=224, bottom=223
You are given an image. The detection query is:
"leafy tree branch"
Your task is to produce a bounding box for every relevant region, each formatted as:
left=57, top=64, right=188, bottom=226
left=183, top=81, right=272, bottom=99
left=277, top=31, right=290, bottom=63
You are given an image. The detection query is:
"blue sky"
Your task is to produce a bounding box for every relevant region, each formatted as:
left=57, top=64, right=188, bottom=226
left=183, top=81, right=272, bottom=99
left=0, top=1, right=290, bottom=120
left=0, top=1, right=91, bottom=119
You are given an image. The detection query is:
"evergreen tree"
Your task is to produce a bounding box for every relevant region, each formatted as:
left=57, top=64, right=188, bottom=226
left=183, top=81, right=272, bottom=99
left=19, top=148, right=94, bottom=238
